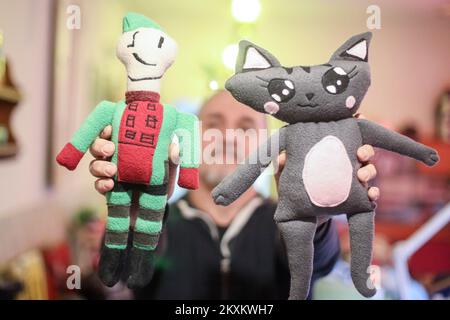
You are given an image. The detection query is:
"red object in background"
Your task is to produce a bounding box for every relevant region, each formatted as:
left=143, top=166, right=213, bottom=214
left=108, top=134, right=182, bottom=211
left=409, top=242, right=450, bottom=278
left=42, top=243, right=71, bottom=300
left=337, top=220, right=450, bottom=280
left=376, top=221, right=450, bottom=280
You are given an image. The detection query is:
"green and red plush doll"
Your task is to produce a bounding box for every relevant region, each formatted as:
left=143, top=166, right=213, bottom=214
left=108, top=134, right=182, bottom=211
left=56, top=13, right=200, bottom=288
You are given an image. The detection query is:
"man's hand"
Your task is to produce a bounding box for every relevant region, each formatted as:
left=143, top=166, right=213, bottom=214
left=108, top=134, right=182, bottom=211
left=88, top=125, right=179, bottom=198
left=274, top=145, right=379, bottom=201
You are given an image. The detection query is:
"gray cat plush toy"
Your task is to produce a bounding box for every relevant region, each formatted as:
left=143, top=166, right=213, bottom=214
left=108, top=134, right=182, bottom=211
left=211, top=32, right=439, bottom=299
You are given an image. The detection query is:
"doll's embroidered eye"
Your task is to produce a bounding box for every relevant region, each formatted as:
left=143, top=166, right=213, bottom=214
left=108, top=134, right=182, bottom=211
left=127, top=31, right=139, bottom=48
left=268, top=79, right=295, bottom=103
left=158, top=36, right=164, bottom=48
left=322, top=67, right=349, bottom=94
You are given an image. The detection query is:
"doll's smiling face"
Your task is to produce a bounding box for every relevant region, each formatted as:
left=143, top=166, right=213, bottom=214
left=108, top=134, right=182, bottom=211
left=116, top=27, right=177, bottom=82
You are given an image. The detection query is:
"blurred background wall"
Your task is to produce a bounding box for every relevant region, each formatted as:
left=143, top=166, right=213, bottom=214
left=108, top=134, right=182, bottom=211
left=0, top=0, right=54, bottom=214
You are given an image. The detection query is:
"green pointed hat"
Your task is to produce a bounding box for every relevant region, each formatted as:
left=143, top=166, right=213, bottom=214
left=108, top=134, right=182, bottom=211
left=122, top=12, right=163, bottom=33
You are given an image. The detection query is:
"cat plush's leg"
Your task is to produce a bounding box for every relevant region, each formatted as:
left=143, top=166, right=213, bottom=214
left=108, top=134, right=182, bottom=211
left=99, top=183, right=132, bottom=287
left=277, top=216, right=317, bottom=300
left=347, top=211, right=377, bottom=298
left=126, top=192, right=167, bottom=289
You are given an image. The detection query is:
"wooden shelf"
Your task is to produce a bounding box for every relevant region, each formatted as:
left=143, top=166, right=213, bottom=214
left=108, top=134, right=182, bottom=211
left=0, top=86, right=21, bottom=104
left=0, top=143, right=18, bottom=158
left=0, top=58, right=21, bottom=158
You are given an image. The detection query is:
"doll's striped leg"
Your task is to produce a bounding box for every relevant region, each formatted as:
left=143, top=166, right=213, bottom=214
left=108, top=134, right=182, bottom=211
left=134, top=193, right=166, bottom=250
left=126, top=193, right=167, bottom=289
left=105, top=187, right=132, bottom=249
left=98, top=184, right=132, bottom=287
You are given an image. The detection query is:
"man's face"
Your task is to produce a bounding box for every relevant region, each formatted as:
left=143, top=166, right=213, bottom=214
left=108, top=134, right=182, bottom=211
left=199, top=91, right=267, bottom=188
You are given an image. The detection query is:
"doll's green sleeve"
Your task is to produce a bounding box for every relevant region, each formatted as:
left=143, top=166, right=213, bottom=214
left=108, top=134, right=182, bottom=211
left=56, top=100, right=116, bottom=170
left=174, top=111, right=200, bottom=189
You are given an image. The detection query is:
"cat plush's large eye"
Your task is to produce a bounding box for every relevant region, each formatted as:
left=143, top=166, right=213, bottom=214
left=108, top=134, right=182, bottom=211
left=267, top=79, right=295, bottom=103
left=322, top=67, right=349, bottom=94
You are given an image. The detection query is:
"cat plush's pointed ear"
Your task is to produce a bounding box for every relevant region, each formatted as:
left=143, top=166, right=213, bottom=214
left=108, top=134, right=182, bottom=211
left=329, top=32, right=372, bottom=62
left=235, top=40, right=281, bottom=73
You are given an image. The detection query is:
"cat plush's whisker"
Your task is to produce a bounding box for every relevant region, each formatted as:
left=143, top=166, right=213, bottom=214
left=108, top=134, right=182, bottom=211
left=348, top=66, right=358, bottom=76
left=256, top=75, right=269, bottom=83
left=349, top=71, right=359, bottom=79
left=259, top=84, right=268, bottom=88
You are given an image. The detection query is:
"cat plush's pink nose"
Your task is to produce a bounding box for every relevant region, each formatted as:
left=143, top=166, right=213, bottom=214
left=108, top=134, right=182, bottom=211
left=264, top=101, right=279, bottom=114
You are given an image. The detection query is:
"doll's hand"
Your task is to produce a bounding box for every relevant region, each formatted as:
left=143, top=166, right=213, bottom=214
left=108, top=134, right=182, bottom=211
left=89, top=125, right=180, bottom=198
left=274, top=146, right=379, bottom=202
left=211, top=181, right=237, bottom=206
left=421, top=147, right=439, bottom=166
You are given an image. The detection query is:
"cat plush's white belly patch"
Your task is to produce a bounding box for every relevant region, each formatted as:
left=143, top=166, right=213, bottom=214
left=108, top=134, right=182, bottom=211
left=302, top=135, right=353, bottom=207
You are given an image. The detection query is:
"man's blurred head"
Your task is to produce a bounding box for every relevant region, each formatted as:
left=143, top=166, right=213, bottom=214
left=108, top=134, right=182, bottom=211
left=198, top=90, right=267, bottom=189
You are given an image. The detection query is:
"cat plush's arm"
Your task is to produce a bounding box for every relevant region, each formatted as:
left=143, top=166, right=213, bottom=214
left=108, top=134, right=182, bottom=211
left=212, top=127, right=287, bottom=206
left=357, top=118, right=439, bottom=166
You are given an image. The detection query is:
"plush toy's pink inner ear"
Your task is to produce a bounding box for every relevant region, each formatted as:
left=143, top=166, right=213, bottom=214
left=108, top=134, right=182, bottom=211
left=243, top=47, right=271, bottom=70
left=345, top=40, right=367, bottom=61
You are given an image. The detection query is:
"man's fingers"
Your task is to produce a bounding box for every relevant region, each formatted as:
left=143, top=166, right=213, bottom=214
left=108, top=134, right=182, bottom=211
left=167, top=143, right=180, bottom=198
left=357, top=163, right=377, bottom=183
left=95, top=178, right=114, bottom=195
left=169, top=143, right=180, bottom=166
left=89, top=138, right=115, bottom=158
left=274, top=152, right=287, bottom=188
left=100, top=125, right=113, bottom=140
left=89, top=160, right=117, bottom=178
left=357, top=144, right=375, bottom=162
left=277, top=152, right=286, bottom=170
left=368, top=186, right=380, bottom=201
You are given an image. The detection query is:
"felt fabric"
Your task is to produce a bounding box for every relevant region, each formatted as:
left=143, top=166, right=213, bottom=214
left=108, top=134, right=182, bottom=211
left=150, top=105, right=177, bottom=185
left=212, top=128, right=286, bottom=206
left=175, top=111, right=200, bottom=188
left=56, top=142, right=84, bottom=170
left=101, top=181, right=168, bottom=288
left=347, top=211, right=376, bottom=297
left=302, top=135, right=353, bottom=207
left=125, top=90, right=160, bottom=104
left=98, top=243, right=127, bottom=287
left=178, top=167, right=199, bottom=189
left=128, top=194, right=167, bottom=289
left=277, top=217, right=317, bottom=300
left=122, top=12, right=163, bottom=33
left=126, top=247, right=156, bottom=289
left=357, top=118, right=439, bottom=166
left=70, top=100, right=116, bottom=153
left=117, top=15, right=177, bottom=88
left=59, top=94, right=200, bottom=290
left=117, top=94, right=164, bottom=185
left=56, top=100, right=116, bottom=170
left=212, top=32, right=440, bottom=299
